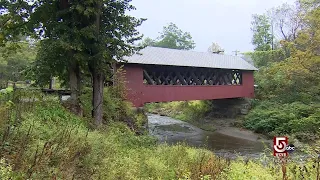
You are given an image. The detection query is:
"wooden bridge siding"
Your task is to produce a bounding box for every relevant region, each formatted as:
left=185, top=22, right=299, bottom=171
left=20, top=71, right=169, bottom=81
left=123, top=64, right=145, bottom=107
left=123, top=64, right=255, bottom=107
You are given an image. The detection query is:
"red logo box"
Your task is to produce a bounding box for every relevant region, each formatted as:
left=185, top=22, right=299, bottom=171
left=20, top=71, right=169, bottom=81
left=273, top=136, right=288, bottom=157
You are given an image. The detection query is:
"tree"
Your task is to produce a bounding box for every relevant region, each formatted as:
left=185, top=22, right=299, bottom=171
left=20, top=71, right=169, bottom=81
left=87, top=0, right=145, bottom=125
left=142, top=23, right=195, bottom=50
left=26, top=40, right=69, bottom=88
left=208, top=42, right=224, bottom=54
left=140, top=37, right=156, bottom=47
left=251, top=14, right=274, bottom=51
left=30, top=0, right=93, bottom=116
left=34, top=0, right=144, bottom=125
left=0, top=41, right=36, bottom=83
left=254, top=0, right=320, bottom=102
left=268, top=3, right=304, bottom=42
left=2, top=0, right=145, bottom=126
left=0, top=0, right=32, bottom=47
left=244, top=50, right=287, bottom=67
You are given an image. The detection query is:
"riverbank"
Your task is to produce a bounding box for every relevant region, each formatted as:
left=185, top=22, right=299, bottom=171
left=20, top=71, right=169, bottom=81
left=145, top=101, right=270, bottom=143
left=147, top=114, right=316, bottom=164
left=145, top=101, right=319, bottom=162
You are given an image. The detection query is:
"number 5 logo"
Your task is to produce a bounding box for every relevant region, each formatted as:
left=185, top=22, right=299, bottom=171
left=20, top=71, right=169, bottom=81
left=273, top=137, right=288, bottom=156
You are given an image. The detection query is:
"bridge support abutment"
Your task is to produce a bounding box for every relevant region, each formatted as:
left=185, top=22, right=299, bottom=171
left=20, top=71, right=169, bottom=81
left=208, top=98, right=251, bottom=118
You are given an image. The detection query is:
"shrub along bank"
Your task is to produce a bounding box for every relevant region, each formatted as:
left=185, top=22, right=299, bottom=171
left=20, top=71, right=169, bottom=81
left=244, top=101, right=320, bottom=141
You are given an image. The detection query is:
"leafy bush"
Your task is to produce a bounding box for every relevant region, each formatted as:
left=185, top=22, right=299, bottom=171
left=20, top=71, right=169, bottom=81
left=289, top=111, right=320, bottom=141
left=81, top=87, right=147, bottom=133
left=254, top=57, right=320, bottom=104
left=221, top=157, right=320, bottom=180
left=80, top=67, right=147, bottom=133
left=0, top=159, right=12, bottom=180
left=222, top=159, right=280, bottom=179
left=246, top=49, right=287, bottom=68
left=81, top=87, right=124, bottom=122
left=244, top=101, right=320, bottom=141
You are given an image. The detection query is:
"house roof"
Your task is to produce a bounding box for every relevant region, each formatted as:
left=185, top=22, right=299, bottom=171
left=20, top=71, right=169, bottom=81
left=123, top=46, right=258, bottom=71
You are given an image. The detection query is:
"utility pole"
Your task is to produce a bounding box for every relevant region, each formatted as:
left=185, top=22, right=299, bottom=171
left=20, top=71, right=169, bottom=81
left=271, top=19, right=274, bottom=50
left=232, top=50, right=240, bottom=56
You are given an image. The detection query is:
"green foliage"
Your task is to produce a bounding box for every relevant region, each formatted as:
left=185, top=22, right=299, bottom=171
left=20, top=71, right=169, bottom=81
left=0, top=0, right=33, bottom=47
left=2, top=0, right=146, bottom=124
left=247, top=2, right=320, bottom=142
left=222, top=157, right=320, bottom=180
left=81, top=84, right=147, bottom=134
left=289, top=110, right=320, bottom=141
left=251, top=2, right=320, bottom=99
left=245, top=101, right=320, bottom=141
left=30, top=101, right=87, bottom=127
left=81, top=87, right=128, bottom=122
left=245, top=49, right=287, bottom=67
left=0, top=158, right=12, bottom=180
left=251, top=14, right=274, bottom=51
left=141, top=22, right=196, bottom=50
left=254, top=50, right=320, bottom=103
left=0, top=41, right=36, bottom=83
left=0, top=99, right=89, bottom=179
left=222, top=159, right=281, bottom=179
left=26, top=40, right=68, bottom=88
left=140, top=37, right=156, bottom=47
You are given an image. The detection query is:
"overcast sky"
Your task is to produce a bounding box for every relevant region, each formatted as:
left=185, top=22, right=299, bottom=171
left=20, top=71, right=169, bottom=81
left=129, top=0, right=295, bottom=55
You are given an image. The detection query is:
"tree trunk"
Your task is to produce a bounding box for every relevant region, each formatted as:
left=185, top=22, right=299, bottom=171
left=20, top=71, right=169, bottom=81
left=92, top=70, right=104, bottom=126
left=91, top=0, right=103, bottom=126
left=69, top=60, right=82, bottom=116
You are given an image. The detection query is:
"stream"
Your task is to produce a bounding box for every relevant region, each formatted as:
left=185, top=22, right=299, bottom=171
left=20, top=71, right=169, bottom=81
left=148, top=114, right=272, bottom=159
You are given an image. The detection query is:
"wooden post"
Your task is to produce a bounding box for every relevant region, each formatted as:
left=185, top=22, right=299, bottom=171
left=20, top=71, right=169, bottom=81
left=49, top=77, right=53, bottom=89
left=317, top=154, right=320, bottom=180
left=280, top=157, right=287, bottom=180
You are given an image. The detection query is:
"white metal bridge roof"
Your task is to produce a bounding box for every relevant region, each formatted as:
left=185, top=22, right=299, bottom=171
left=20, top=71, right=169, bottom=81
left=123, top=46, right=258, bottom=71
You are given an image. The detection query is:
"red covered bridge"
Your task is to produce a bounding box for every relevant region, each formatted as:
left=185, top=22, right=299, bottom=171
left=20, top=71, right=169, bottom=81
left=120, top=47, right=257, bottom=107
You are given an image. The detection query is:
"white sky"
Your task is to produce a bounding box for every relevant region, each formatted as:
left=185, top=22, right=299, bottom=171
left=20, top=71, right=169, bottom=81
left=129, top=0, right=296, bottom=55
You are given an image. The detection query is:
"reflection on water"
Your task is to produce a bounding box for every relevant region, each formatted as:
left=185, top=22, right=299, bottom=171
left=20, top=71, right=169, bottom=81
left=205, top=132, right=267, bottom=154
left=148, top=114, right=269, bottom=158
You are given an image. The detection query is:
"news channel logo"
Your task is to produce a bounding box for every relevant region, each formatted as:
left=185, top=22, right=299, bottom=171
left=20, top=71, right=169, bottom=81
left=273, top=136, right=295, bottom=157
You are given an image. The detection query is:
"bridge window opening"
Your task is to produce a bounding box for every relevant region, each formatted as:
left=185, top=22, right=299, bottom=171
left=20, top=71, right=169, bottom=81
left=143, top=65, right=242, bottom=86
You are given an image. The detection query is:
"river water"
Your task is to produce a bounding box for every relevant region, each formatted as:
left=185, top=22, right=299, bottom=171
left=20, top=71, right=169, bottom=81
left=148, top=114, right=271, bottom=159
